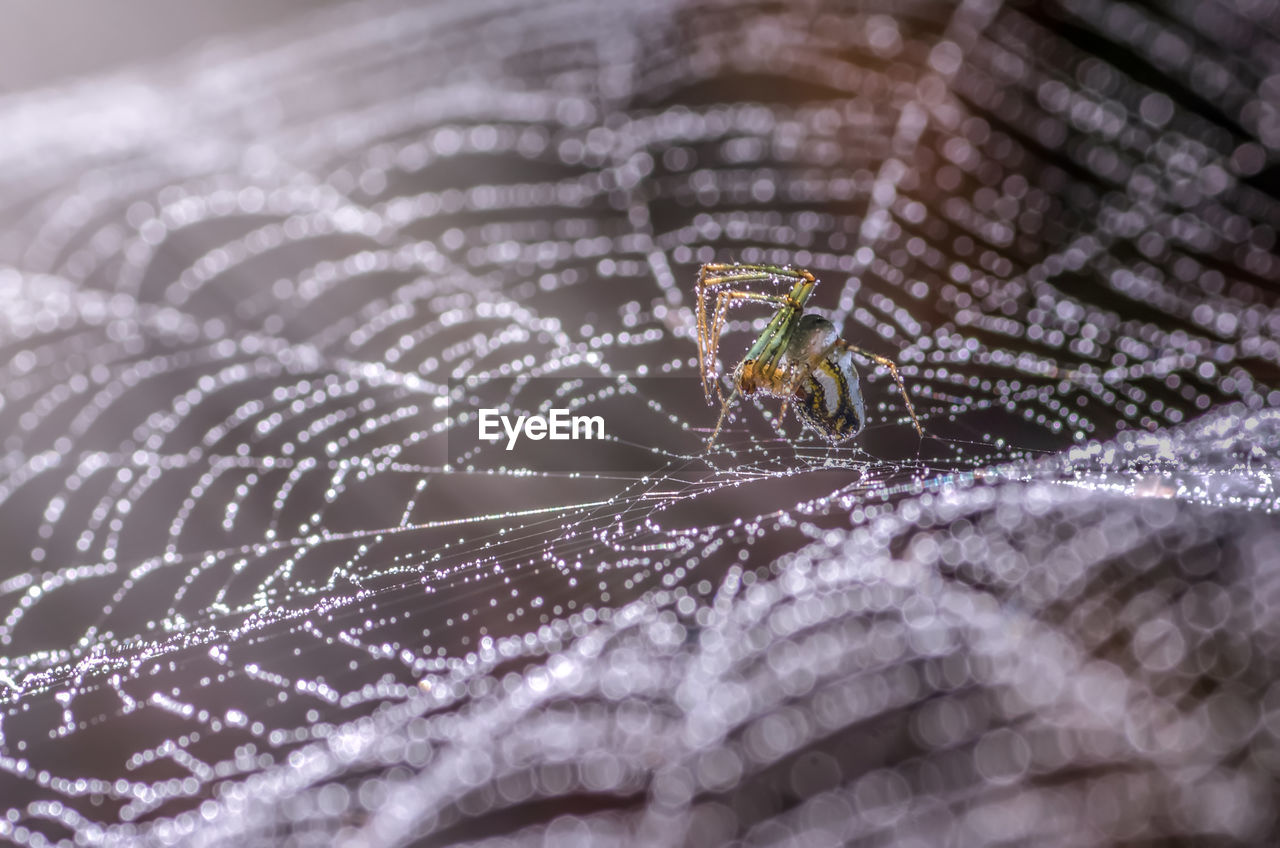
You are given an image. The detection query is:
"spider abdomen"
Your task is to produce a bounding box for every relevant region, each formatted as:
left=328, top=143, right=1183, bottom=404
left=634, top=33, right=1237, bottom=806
left=795, top=347, right=866, bottom=443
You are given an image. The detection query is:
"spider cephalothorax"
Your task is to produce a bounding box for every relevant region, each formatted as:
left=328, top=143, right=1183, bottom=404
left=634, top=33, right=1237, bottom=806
left=695, top=262, right=923, bottom=447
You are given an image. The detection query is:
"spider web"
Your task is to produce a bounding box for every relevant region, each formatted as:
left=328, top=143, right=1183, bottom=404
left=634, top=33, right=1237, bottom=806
left=1, top=0, right=1279, bottom=845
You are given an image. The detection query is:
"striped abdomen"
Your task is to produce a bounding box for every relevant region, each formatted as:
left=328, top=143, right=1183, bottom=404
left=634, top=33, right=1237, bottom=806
left=794, top=347, right=866, bottom=443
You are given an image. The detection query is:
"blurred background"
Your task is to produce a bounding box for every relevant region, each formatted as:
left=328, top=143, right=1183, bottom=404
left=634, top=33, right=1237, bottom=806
left=0, top=0, right=1279, bottom=845
left=0, top=1, right=324, bottom=92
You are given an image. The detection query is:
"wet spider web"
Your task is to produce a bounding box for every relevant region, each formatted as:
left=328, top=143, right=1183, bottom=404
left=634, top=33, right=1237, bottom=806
left=1, top=0, right=1279, bottom=845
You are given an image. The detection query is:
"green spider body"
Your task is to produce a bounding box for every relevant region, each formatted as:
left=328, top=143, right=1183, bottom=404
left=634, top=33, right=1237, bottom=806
left=695, top=263, right=921, bottom=447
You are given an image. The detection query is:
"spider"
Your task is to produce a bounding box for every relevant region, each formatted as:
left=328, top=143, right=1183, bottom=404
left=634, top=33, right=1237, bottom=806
left=695, top=262, right=924, bottom=447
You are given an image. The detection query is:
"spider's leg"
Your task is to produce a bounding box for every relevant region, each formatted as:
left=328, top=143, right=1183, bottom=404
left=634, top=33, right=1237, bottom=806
left=694, top=265, right=821, bottom=446
left=705, top=291, right=795, bottom=403
left=835, top=340, right=924, bottom=436
left=696, top=266, right=785, bottom=401
left=696, top=265, right=818, bottom=397
left=776, top=359, right=813, bottom=435
left=700, top=263, right=817, bottom=288
left=707, top=293, right=736, bottom=404
left=766, top=282, right=814, bottom=364
left=743, top=280, right=813, bottom=376
left=706, top=384, right=742, bottom=449
left=769, top=360, right=804, bottom=434
left=704, top=294, right=803, bottom=446
left=695, top=264, right=722, bottom=403
left=696, top=265, right=709, bottom=395
left=698, top=265, right=816, bottom=341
